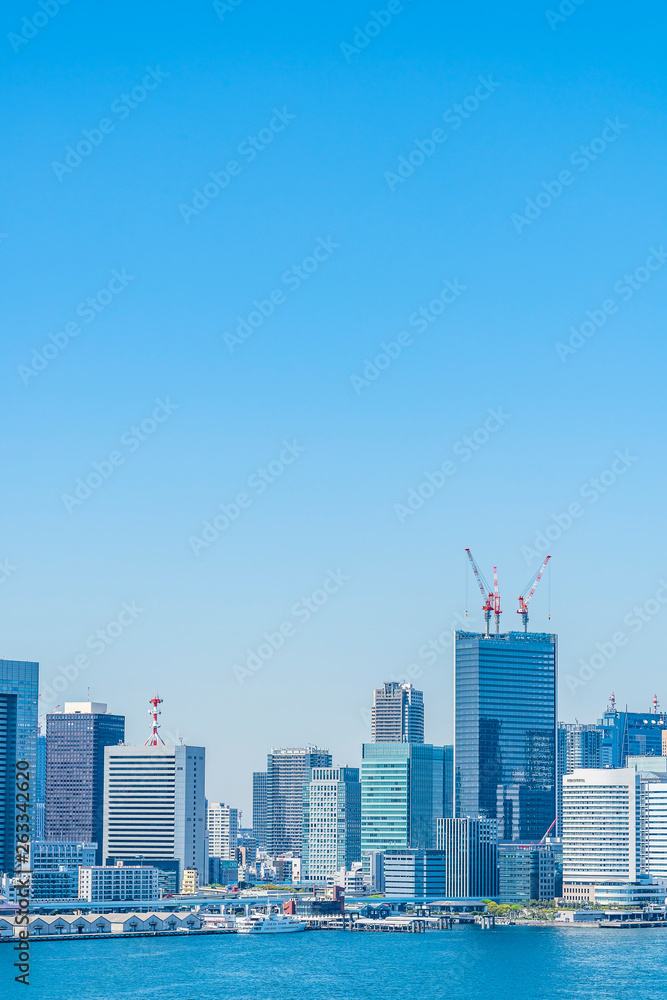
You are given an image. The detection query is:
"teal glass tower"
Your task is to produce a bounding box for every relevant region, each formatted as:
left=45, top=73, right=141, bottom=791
left=0, top=659, right=39, bottom=874
left=361, top=743, right=444, bottom=865
left=455, top=631, right=557, bottom=842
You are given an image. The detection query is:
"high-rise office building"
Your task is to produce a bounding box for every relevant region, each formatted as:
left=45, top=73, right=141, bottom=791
left=45, top=702, right=124, bottom=863
left=35, top=728, right=46, bottom=841
left=207, top=802, right=238, bottom=861
left=562, top=768, right=644, bottom=885
left=252, top=771, right=268, bottom=849
left=436, top=817, right=498, bottom=898
left=371, top=682, right=424, bottom=743
left=103, top=744, right=206, bottom=892
left=302, top=766, right=361, bottom=880
left=361, top=743, right=444, bottom=868
left=0, top=660, right=39, bottom=874
left=443, top=745, right=454, bottom=818
left=266, top=748, right=332, bottom=856
left=597, top=703, right=667, bottom=766
left=556, top=723, right=602, bottom=835
left=455, top=631, right=557, bottom=842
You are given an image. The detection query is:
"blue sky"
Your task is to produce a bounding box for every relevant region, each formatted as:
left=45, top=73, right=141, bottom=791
left=2, top=0, right=666, bottom=814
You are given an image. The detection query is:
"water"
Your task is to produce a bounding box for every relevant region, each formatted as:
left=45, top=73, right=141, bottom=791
left=2, top=925, right=667, bottom=999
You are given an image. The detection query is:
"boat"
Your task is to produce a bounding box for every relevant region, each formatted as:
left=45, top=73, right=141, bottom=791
left=236, top=910, right=306, bottom=934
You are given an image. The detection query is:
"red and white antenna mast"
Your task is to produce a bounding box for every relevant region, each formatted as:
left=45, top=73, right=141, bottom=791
left=145, top=694, right=165, bottom=746
left=653, top=694, right=659, bottom=714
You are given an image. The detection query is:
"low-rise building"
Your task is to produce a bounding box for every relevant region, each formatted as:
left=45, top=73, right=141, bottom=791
left=498, top=843, right=556, bottom=903
left=181, top=869, right=200, bottom=894
left=78, top=865, right=160, bottom=903
left=384, top=850, right=446, bottom=896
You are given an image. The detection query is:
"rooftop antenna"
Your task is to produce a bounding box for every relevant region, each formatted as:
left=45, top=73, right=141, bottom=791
left=145, top=694, right=165, bottom=746
left=653, top=694, right=659, bottom=714
left=608, top=692, right=616, bottom=713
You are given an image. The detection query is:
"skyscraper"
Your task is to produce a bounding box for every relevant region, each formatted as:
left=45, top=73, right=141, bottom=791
left=45, top=702, right=124, bottom=863
left=35, top=727, right=46, bottom=841
left=557, top=722, right=602, bottom=835
left=360, top=743, right=444, bottom=866
left=302, top=766, right=361, bottom=880
left=252, top=771, right=268, bottom=849
left=455, top=630, right=557, bottom=842
left=597, top=703, right=667, bottom=766
left=266, top=748, right=332, bottom=856
left=371, top=682, right=424, bottom=743
left=0, top=660, right=39, bottom=874
left=207, top=802, right=238, bottom=861
left=102, top=743, right=206, bottom=892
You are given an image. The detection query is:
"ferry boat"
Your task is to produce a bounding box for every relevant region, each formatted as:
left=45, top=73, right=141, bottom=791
left=236, top=910, right=306, bottom=934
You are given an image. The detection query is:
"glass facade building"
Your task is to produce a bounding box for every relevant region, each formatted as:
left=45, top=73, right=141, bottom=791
left=45, top=703, right=124, bottom=863
left=252, top=771, right=268, bottom=849
left=436, top=816, right=498, bottom=898
left=597, top=708, right=667, bottom=766
left=361, top=743, right=444, bottom=867
left=302, top=766, right=361, bottom=880
left=266, top=748, right=332, bottom=856
left=0, top=660, right=39, bottom=874
left=455, top=631, right=557, bottom=842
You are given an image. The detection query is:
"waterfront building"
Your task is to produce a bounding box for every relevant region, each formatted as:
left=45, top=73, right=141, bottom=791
left=45, top=702, right=124, bottom=863
left=498, top=843, right=556, bottom=902
left=597, top=703, right=667, bottom=766
left=642, top=775, right=667, bottom=880
left=361, top=743, right=444, bottom=867
left=206, top=802, right=238, bottom=861
left=562, top=768, right=643, bottom=884
left=0, top=660, right=39, bottom=874
left=252, top=771, right=268, bottom=849
left=371, top=682, right=424, bottom=743
left=102, top=743, right=206, bottom=893
left=302, top=766, right=361, bottom=880
left=78, top=865, right=159, bottom=903
left=367, top=850, right=385, bottom=892
left=266, top=747, right=332, bottom=856
left=383, top=849, right=446, bottom=895
left=436, top=817, right=498, bottom=898
left=454, top=631, right=557, bottom=842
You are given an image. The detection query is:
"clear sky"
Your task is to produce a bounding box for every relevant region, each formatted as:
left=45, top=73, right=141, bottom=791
left=2, top=0, right=666, bottom=817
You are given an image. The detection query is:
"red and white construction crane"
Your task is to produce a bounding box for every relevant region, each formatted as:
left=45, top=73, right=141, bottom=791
left=465, top=548, right=498, bottom=637
left=516, top=555, right=551, bottom=632
left=145, top=694, right=165, bottom=746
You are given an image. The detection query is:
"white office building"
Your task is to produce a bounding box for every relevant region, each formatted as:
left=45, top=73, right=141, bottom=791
left=302, top=767, right=361, bottom=881
left=102, top=744, right=206, bottom=893
left=642, top=777, right=667, bottom=880
left=78, top=865, right=159, bottom=903
left=206, top=802, right=238, bottom=861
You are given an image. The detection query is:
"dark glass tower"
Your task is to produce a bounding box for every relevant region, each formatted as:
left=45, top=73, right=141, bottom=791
left=0, top=660, right=39, bottom=874
left=455, top=631, right=557, bottom=842
left=45, top=703, right=124, bottom=863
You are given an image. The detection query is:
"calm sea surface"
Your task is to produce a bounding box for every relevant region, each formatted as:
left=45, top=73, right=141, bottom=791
left=2, top=925, right=667, bottom=999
